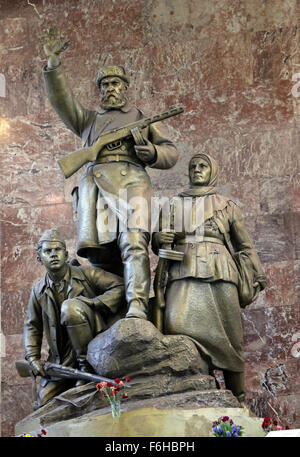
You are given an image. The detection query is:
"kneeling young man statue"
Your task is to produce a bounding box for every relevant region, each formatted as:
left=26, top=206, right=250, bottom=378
left=24, top=228, right=125, bottom=408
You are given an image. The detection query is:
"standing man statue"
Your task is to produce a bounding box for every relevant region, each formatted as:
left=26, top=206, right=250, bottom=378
left=24, top=228, right=125, bottom=408
left=41, top=28, right=179, bottom=321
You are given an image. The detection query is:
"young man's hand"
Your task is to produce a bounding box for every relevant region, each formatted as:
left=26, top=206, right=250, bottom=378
left=30, top=359, right=46, bottom=377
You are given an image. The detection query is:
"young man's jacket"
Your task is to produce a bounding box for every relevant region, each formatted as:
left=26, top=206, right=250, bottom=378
left=24, top=265, right=125, bottom=365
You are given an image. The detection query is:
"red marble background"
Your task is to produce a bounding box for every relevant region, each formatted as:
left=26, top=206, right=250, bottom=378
left=0, top=0, right=299, bottom=436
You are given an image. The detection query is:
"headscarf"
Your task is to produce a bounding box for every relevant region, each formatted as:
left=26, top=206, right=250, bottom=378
left=179, top=153, right=219, bottom=197
left=178, top=153, right=232, bottom=222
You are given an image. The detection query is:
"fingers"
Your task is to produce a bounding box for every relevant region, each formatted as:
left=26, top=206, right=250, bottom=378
left=135, top=144, right=155, bottom=162
left=61, top=40, right=70, bottom=51
left=40, top=26, right=69, bottom=55
left=30, top=360, right=46, bottom=377
left=134, top=145, right=150, bottom=152
left=134, top=138, right=151, bottom=152
left=135, top=149, right=154, bottom=162
left=159, top=233, right=175, bottom=244
left=40, top=27, right=56, bottom=44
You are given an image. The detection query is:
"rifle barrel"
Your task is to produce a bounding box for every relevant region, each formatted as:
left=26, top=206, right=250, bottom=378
left=44, top=362, right=127, bottom=387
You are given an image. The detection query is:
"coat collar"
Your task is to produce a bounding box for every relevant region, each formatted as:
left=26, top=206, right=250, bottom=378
left=36, top=265, right=86, bottom=296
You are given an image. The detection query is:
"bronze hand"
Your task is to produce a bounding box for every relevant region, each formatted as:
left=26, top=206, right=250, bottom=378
left=40, top=27, right=70, bottom=69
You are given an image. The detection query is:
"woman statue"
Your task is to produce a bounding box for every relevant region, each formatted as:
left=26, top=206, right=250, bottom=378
left=152, top=153, right=267, bottom=406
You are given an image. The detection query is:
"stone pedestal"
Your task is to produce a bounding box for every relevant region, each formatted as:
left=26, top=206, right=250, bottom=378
left=16, top=318, right=262, bottom=437
left=15, top=406, right=265, bottom=437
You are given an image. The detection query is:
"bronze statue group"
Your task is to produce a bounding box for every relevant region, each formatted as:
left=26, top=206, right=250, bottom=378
left=23, top=29, right=267, bottom=410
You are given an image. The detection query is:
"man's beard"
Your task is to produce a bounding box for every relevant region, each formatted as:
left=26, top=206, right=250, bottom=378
left=100, top=92, right=128, bottom=110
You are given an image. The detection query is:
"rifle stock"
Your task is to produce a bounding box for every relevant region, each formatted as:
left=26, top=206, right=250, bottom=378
left=15, top=360, right=33, bottom=378
left=58, top=105, right=184, bottom=179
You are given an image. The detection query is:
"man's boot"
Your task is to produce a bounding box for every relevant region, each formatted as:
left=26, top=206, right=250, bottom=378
left=126, top=299, right=148, bottom=320
left=118, top=232, right=150, bottom=320
left=66, top=322, right=94, bottom=387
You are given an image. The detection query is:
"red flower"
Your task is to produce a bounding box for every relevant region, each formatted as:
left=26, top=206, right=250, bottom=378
left=114, top=378, right=121, bottom=384
left=124, top=376, right=131, bottom=382
left=122, top=394, right=128, bottom=399
left=107, top=382, right=113, bottom=387
left=116, top=386, right=121, bottom=392
left=41, top=429, right=47, bottom=435
left=36, top=434, right=41, bottom=437
left=96, top=382, right=107, bottom=391
left=222, top=416, right=230, bottom=422
left=285, top=425, right=290, bottom=430
left=230, top=419, right=234, bottom=424
left=273, top=420, right=278, bottom=426
left=263, top=417, right=271, bottom=426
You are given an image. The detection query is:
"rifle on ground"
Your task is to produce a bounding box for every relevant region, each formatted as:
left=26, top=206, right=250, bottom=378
left=58, top=105, right=184, bottom=178
left=16, top=360, right=127, bottom=409
left=16, top=360, right=121, bottom=386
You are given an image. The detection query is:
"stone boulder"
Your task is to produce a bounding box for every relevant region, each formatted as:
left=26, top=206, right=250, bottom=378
left=87, top=317, right=209, bottom=379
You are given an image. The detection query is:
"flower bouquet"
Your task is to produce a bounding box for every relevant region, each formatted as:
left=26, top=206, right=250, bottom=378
left=262, top=417, right=290, bottom=434
left=96, top=376, right=131, bottom=418
left=212, top=416, right=244, bottom=437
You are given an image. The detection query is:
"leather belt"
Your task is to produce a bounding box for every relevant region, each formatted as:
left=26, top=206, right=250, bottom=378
left=176, top=236, right=224, bottom=245
left=95, top=154, right=144, bottom=167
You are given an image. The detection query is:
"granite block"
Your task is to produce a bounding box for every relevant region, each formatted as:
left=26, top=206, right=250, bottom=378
left=252, top=213, right=294, bottom=262
left=264, top=260, right=295, bottom=306
left=1, top=382, right=32, bottom=437
left=251, top=26, right=298, bottom=84
left=1, top=289, right=30, bottom=335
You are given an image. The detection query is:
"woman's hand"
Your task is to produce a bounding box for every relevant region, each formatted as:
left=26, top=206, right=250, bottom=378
left=155, top=231, right=176, bottom=246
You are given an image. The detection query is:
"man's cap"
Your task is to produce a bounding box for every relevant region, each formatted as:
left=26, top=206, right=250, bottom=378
left=96, top=65, right=130, bottom=87
left=36, top=228, right=66, bottom=249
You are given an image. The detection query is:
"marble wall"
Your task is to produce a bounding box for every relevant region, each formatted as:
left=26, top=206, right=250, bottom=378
left=0, top=0, right=299, bottom=436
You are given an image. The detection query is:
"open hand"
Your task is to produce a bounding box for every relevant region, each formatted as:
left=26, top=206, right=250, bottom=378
left=40, top=27, right=69, bottom=68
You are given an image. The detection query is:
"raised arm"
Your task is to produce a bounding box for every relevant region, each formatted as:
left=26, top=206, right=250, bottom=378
left=41, top=27, right=94, bottom=138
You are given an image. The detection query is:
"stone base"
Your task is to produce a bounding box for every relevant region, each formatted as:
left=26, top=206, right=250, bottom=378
left=15, top=406, right=265, bottom=437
